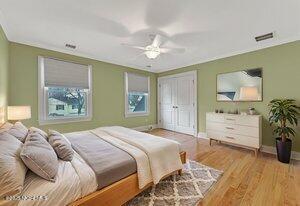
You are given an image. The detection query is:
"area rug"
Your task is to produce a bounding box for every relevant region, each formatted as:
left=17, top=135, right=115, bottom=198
left=126, top=160, right=223, bottom=206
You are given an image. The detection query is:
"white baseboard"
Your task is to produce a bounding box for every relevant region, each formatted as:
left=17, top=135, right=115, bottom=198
left=197, top=132, right=209, bottom=139
left=260, top=145, right=300, bottom=161
left=132, top=124, right=158, bottom=132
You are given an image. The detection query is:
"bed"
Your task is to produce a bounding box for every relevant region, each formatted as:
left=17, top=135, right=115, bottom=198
left=18, top=126, right=186, bottom=206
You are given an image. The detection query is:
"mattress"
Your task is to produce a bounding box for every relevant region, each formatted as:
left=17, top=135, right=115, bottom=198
left=65, top=131, right=137, bottom=189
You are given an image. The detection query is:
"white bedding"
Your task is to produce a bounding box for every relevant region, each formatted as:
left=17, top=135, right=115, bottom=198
left=93, top=126, right=183, bottom=187
left=18, top=151, right=97, bottom=206
left=90, top=129, right=153, bottom=189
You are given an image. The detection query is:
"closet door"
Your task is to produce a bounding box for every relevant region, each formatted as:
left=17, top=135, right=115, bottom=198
left=174, top=76, right=195, bottom=135
left=159, top=78, right=175, bottom=131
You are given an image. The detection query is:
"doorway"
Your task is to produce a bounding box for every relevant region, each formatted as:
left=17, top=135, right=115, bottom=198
left=157, top=71, right=197, bottom=136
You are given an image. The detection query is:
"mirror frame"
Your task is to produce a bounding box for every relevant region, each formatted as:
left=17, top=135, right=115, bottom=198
left=216, top=68, right=263, bottom=102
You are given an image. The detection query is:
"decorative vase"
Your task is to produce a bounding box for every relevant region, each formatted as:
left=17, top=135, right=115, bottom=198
left=276, top=138, right=292, bottom=163
left=248, top=107, right=255, bottom=115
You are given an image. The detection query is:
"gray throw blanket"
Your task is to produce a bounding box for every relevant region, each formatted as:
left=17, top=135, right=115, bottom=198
left=65, top=131, right=137, bottom=189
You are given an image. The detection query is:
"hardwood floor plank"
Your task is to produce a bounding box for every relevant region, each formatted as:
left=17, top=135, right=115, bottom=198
left=149, top=129, right=300, bottom=206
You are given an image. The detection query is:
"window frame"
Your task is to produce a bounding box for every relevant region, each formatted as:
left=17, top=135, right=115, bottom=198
left=56, top=105, right=65, bottom=111
left=124, top=72, right=150, bottom=118
left=38, top=56, right=93, bottom=125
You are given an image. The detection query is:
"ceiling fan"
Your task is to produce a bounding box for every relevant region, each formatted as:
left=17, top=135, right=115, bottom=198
left=122, top=34, right=185, bottom=59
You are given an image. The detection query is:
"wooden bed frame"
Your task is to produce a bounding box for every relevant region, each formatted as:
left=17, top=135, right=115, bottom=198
left=70, top=151, right=186, bottom=206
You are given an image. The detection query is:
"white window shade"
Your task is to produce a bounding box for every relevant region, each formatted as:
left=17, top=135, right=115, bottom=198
left=43, top=57, right=90, bottom=89
left=127, top=72, right=149, bottom=93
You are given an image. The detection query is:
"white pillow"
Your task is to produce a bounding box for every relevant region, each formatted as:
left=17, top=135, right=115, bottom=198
left=0, top=132, right=27, bottom=200
left=0, top=122, right=13, bottom=134
left=7, top=122, right=28, bottom=142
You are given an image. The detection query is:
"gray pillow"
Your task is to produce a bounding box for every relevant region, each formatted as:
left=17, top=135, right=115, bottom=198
left=20, top=132, right=58, bottom=182
left=48, top=130, right=74, bottom=161
left=8, top=122, right=28, bottom=142
left=0, top=132, right=27, bottom=199
left=29, top=127, right=48, bottom=140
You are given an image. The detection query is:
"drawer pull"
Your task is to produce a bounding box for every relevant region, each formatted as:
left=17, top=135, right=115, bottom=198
left=225, top=136, right=235, bottom=139
left=226, top=118, right=235, bottom=121
left=225, top=127, right=234, bottom=130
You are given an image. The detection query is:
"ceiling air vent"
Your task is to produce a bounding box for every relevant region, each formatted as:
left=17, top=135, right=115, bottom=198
left=255, top=32, right=274, bottom=42
left=65, top=44, right=76, bottom=49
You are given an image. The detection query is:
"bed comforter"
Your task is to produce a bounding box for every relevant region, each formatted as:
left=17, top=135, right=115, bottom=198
left=18, top=126, right=182, bottom=206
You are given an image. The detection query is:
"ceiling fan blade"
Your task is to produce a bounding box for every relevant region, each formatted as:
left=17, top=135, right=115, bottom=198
left=160, top=47, right=185, bottom=54
left=129, top=52, right=147, bottom=61
left=121, top=43, right=147, bottom=51
left=151, top=34, right=162, bottom=47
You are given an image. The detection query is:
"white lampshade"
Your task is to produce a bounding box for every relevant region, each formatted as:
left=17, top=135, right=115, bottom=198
left=7, top=106, right=31, bottom=120
left=239, top=87, right=259, bottom=100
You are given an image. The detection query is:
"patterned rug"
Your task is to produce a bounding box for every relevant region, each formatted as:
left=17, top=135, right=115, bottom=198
left=126, top=160, right=223, bottom=206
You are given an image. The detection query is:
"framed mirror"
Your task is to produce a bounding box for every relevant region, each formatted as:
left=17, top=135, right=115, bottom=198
left=217, top=68, right=262, bottom=102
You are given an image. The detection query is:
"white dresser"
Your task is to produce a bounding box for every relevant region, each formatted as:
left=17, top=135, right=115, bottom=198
left=206, top=112, right=262, bottom=156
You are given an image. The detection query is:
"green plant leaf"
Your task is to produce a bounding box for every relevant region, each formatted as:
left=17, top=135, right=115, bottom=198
left=268, top=98, right=299, bottom=139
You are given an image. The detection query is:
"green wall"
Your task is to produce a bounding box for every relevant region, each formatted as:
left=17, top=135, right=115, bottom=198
left=9, top=42, right=157, bottom=132
left=159, top=41, right=300, bottom=152
left=0, top=25, right=9, bottom=121
left=5, top=31, right=300, bottom=151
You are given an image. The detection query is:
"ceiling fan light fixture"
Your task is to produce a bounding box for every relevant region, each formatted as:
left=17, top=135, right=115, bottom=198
left=145, top=50, right=160, bottom=59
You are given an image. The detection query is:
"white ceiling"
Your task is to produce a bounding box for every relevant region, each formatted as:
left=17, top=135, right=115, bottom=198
left=0, top=0, right=299, bottom=73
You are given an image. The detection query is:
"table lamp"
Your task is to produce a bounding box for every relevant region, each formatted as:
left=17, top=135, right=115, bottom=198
left=7, top=106, right=31, bottom=123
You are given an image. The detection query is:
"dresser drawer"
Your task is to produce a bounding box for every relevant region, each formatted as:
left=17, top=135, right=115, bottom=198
left=206, top=122, right=224, bottom=132
left=237, top=115, right=260, bottom=127
left=207, top=130, right=260, bottom=148
left=207, top=122, right=259, bottom=138
left=224, top=116, right=237, bottom=124
left=224, top=124, right=259, bottom=138
left=206, top=113, right=224, bottom=123
left=223, top=115, right=260, bottom=127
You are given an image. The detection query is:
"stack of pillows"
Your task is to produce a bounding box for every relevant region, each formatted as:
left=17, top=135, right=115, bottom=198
left=0, top=122, right=74, bottom=202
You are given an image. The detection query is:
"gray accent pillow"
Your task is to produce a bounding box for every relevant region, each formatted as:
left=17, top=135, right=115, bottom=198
left=0, top=132, right=27, bottom=199
left=20, top=132, right=58, bottom=182
left=48, top=130, right=74, bottom=161
left=28, top=127, right=48, bottom=140
left=8, top=122, right=28, bottom=142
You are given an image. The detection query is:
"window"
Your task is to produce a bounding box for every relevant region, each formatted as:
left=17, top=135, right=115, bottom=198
left=55, top=104, right=65, bottom=111
left=49, top=87, right=86, bottom=117
left=125, top=72, right=150, bottom=117
left=38, top=56, right=92, bottom=125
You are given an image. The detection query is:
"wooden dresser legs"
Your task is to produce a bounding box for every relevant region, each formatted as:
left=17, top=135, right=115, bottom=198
left=209, top=138, right=259, bottom=157
left=254, top=148, right=258, bottom=157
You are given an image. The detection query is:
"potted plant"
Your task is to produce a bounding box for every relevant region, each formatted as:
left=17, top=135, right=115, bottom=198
left=268, top=99, right=300, bottom=163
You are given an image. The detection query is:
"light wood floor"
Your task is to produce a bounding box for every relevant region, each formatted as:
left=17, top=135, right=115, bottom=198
left=149, top=129, right=300, bottom=206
